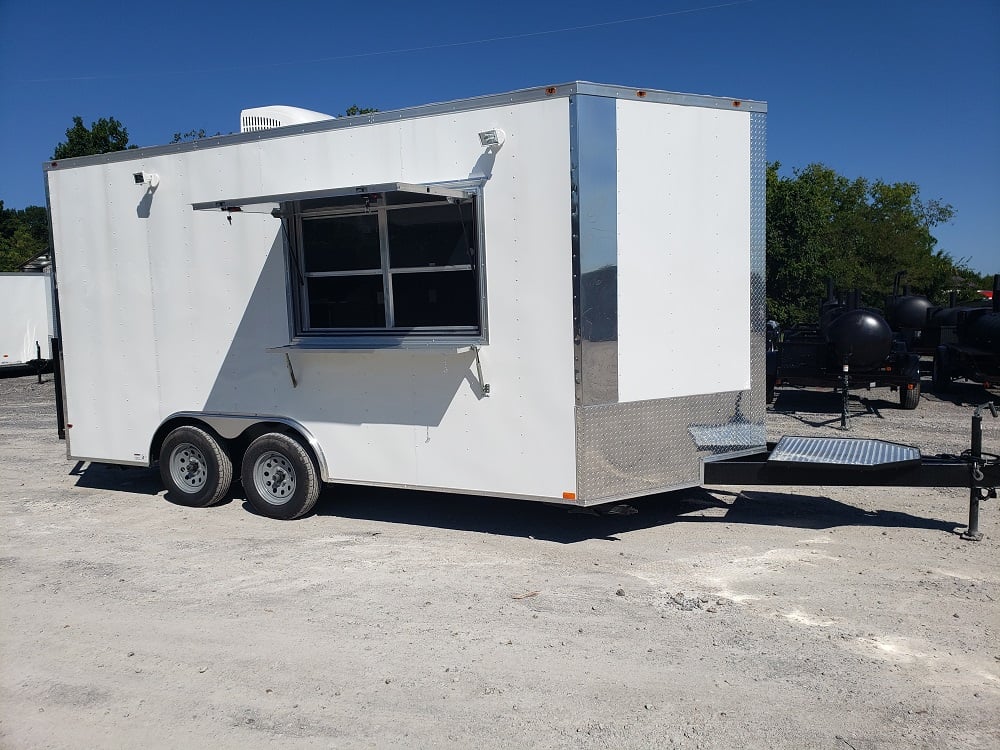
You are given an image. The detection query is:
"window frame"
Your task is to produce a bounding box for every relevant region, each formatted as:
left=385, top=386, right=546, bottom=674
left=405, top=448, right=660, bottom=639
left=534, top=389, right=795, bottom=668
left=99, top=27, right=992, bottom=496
left=283, top=186, right=489, bottom=349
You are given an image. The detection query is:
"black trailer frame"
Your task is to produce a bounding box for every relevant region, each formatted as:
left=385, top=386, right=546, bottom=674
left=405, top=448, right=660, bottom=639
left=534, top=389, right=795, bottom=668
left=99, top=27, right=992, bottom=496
left=705, top=403, right=1000, bottom=542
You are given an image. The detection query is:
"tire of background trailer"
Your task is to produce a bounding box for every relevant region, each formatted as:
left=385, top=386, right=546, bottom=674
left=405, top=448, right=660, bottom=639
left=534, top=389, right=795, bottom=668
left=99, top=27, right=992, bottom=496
left=899, top=381, right=921, bottom=410
left=766, top=377, right=776, bottom=404
left=240, top=432, right=321, bottom=520
left=932, top=347, right=950, bottom=393
left=159, top=425, right=234, bottom=507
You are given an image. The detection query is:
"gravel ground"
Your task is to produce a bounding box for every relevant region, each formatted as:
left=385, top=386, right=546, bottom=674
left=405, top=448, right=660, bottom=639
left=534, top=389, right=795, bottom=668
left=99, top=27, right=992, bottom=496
left=1, top=373, right=998, bottom=749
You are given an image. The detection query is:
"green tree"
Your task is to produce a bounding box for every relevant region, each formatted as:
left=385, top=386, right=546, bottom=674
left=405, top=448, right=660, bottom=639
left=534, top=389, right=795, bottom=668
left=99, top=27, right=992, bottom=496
left=340, top=105, right=379, bottom=117
left=0, top=201, right=49, bottom=271
left=52, top=116, right=136, bottom=159
left=171, top=129, right=221, bottom=143
left=766, top=162, right=963, bottom=325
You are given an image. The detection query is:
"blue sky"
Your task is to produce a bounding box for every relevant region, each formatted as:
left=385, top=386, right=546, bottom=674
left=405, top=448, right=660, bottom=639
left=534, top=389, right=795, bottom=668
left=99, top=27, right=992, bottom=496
left=1, top=0, right=997, bottom=273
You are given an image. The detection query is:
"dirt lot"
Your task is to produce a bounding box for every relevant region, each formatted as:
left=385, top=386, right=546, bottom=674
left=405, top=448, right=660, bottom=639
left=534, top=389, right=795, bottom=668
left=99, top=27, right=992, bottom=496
left=1, top=374, right=998, bottom=749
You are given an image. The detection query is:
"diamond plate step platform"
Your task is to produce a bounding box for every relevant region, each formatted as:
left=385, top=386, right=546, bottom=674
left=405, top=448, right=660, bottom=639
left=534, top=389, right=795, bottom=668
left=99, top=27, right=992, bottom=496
left=767, top=436, right=921, bottom=470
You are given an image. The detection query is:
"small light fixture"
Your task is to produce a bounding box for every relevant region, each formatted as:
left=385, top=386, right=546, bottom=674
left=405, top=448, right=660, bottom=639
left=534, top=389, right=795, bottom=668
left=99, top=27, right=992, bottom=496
left=478, top=128, right=506, bottom=150
left=133, top=171, right=160, bottom=190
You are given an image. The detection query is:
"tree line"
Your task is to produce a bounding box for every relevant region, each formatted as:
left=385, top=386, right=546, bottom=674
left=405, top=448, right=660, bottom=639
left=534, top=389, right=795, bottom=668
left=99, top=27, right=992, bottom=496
left=2, top=115, right=993, bottom=324
left=766, top=162, right=989, bottom=324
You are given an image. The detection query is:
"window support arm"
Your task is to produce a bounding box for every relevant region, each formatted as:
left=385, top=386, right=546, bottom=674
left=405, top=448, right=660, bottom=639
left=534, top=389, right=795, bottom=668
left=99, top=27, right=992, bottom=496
left=472, top=346, right=490, bottom=397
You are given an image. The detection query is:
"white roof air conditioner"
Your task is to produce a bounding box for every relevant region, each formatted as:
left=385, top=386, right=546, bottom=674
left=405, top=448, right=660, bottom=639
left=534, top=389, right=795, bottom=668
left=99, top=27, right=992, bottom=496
left=239, top=105, right=335, bottom=133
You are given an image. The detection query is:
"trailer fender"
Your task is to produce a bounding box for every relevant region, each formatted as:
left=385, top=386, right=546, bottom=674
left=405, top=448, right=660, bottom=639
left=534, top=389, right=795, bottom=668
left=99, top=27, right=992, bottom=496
left=152, top=413, right=330, bottom=482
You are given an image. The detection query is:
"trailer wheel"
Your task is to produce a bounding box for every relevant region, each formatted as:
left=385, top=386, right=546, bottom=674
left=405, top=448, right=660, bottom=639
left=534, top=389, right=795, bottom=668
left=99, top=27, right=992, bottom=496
left=159, top=425, right=233, bottom=507
left=899, top=382, right=921, bottom=410
left=241, top=433, right=321, bottom=520
left=932, top=348, right=950, bottom=393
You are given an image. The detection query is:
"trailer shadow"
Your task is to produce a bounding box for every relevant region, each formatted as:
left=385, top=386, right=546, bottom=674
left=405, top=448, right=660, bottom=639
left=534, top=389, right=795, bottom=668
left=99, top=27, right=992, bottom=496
left=774, top=381, right=998, bottom=421
left=921, top=380, right=999, bottom=408
left=71, top=461, right=246, bottom=509
left=69, top=464, right=962, bottom=541
left=682, top=488, right=961, bottom=534
left=771, top=387, right=896, bottom=426
left=0, top=366, right=51, bottom=380
left=305, top=483, right=963, bottom=543
left=70, top=462, right=163, bottom=496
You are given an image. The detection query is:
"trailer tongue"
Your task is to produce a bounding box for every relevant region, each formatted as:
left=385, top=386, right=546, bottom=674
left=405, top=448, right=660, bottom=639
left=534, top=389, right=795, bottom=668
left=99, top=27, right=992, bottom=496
left=704, top=403, right=1000, bottom=541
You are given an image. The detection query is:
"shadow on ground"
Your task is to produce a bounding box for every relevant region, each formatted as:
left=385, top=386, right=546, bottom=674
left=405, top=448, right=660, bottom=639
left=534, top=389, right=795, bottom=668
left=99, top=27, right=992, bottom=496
left=71, top=461, right=162, bottom=495
left=920, top=380, right=999, bottom=408
left=771, top=387, right=895, bottom=426
left=71, top=465, right=964, bottom=544
left=772, top=380, right=997, bottom=424
left=0, top=365, right=51, bottom=380
left=302, top=484, right=964, bottom=543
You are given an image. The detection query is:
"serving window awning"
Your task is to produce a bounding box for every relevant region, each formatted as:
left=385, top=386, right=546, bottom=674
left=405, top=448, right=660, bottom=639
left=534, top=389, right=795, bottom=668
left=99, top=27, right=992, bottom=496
left=191, top=180, right=480, bottom=214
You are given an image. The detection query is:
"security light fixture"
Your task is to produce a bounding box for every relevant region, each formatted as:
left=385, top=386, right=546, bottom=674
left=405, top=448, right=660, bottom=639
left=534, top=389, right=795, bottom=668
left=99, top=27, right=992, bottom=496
left=477, top=128, right=506, bottom=150
left=133, top=172, right=160, bottom=189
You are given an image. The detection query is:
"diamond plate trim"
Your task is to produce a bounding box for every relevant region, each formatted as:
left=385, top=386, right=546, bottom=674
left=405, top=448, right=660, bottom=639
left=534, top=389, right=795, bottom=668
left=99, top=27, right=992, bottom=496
left=576, top=393, right=765, bottom=501
left=769, top=436, right=921, bottom=468
left=749, top=112, right=767, bottom=426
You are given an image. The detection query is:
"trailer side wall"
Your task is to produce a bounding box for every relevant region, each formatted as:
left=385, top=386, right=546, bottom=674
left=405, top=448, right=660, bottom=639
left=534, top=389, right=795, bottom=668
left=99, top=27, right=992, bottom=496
left=48, top=98, right=580, bottom=500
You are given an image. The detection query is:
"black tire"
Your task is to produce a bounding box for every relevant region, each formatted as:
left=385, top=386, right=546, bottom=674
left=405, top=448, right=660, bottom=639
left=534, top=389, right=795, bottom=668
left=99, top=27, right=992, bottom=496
left=766, top=377, right=776, bottom=404
left=899, top=381, right=921, bottom=410
left=932, top=347, right=950, bottom=393
left=159, top=425, right=233, bottom=507
left=241, top=432, right=321, bottom=520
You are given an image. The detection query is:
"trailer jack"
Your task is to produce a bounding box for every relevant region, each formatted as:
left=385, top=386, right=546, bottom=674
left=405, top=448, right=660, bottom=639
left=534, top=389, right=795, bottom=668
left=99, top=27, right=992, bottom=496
left=961, top=402, right=999, bottom=541
left=840, top=363, right=850, bottom=430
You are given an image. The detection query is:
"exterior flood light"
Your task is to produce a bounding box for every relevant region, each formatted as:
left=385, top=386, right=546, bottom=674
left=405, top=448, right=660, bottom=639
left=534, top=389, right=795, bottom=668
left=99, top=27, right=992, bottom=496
left=478, top=128, right=506, bottom=150
left=133, top=171, right=160, bottom=190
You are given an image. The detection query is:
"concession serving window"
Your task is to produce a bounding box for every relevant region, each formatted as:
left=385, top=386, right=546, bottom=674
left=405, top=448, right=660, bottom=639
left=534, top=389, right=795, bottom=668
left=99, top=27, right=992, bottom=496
left=194, top=182, right=488, bottom=348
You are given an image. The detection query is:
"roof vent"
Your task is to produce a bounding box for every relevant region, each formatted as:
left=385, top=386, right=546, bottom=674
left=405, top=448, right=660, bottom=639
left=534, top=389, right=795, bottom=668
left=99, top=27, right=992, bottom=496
left=239, top=105, right=335, bottom=133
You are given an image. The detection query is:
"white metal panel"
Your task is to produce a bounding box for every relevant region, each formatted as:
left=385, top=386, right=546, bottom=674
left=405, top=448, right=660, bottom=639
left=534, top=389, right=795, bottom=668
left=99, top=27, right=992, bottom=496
left=50, top=97, right=578, bottom=500
left=262, top=101, right=576, bottom=499
left=615, top=100, right=751, bottom=402
left=0, top=273, right=53, bottom=364
left=47, top=164, right=161, bottom=462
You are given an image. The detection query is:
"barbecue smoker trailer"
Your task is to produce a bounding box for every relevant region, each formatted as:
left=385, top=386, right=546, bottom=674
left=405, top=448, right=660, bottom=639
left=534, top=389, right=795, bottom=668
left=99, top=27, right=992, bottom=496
left=45, top=82, right=770, bottom=518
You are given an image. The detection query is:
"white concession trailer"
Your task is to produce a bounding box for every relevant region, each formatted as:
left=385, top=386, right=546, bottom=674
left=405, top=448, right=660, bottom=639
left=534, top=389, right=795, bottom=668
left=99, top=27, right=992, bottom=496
left=0, top=271, right=54, bottom=371
left=45, top=82, right=768, bottom=519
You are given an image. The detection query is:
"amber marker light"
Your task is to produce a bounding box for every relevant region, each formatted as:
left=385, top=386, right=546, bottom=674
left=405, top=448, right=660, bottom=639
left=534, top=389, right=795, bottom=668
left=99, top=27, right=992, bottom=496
left=562, top=491, right=576, bottom=500
left=636, top=90, right=647, bottom=98
left=545, top=87, right=557, bottom=95
left=732, top=100, right=742, bottom=107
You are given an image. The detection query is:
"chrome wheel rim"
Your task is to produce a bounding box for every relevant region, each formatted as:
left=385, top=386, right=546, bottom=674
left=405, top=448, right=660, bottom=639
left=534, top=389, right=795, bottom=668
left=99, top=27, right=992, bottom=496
left=253, top=451, right=297, bottom=505
left=169, top=442, right=208, bottom=493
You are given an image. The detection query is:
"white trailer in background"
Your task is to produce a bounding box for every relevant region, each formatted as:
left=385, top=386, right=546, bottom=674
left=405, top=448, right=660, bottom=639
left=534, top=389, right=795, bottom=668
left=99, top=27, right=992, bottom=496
left=0, top=271, right=54, bottom=371
left=45, top=82, right=768, bottom=519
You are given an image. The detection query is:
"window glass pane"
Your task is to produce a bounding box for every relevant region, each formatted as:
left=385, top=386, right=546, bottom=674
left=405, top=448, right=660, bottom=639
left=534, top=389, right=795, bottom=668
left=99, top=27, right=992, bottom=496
left=307, top=275, right=385, bottom=329
left=302, top=214, right=380, bottom=272
left=391, top=270, right=478, bottom=328
left=388, top=203, right=475, bottom=269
